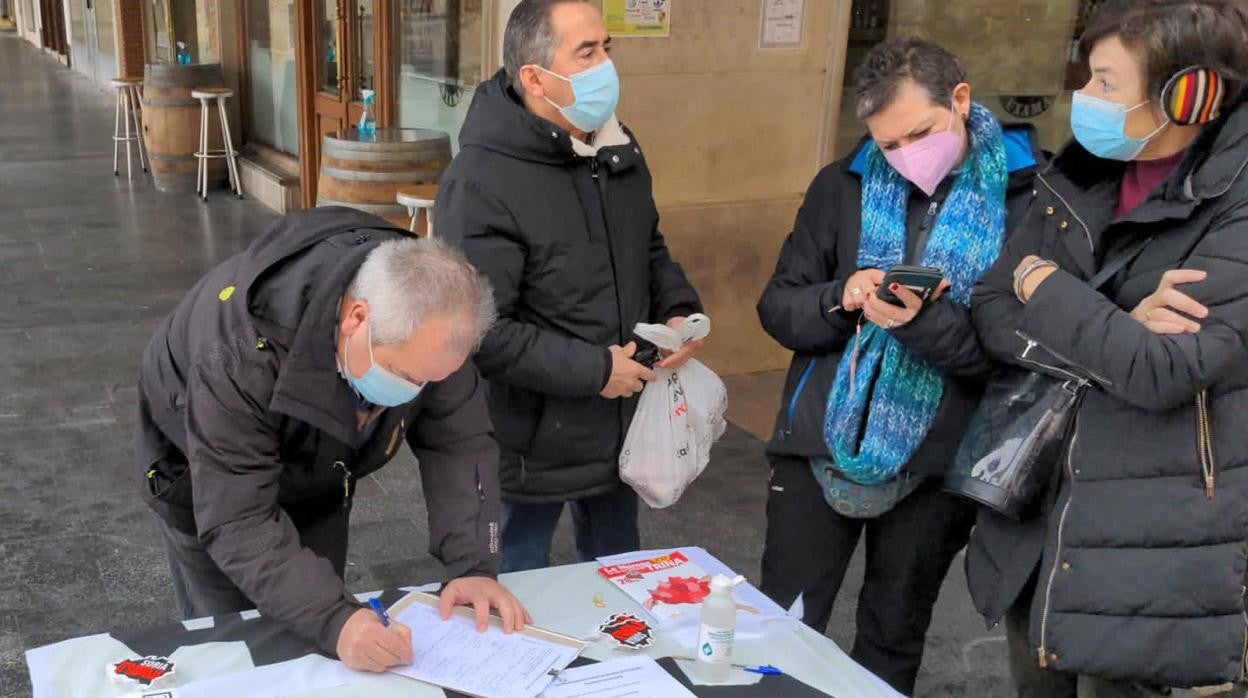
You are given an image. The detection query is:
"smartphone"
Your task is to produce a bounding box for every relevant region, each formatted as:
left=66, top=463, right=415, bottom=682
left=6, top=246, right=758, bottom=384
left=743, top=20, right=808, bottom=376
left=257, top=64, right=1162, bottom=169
left=876, top=265, right=945, bottom=305
left=632, top=338, right=661, bottom=369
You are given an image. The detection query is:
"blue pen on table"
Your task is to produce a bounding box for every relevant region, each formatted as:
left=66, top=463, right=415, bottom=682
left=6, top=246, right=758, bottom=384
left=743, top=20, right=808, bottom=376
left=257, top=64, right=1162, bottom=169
left=741, top=664, right=783, bottom=676
left=368, top=597, right=391, bottom=627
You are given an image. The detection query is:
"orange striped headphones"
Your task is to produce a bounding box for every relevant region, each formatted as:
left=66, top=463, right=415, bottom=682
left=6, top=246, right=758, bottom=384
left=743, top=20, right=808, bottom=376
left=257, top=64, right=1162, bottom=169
left=1162, top=66, right=1227, bottom=125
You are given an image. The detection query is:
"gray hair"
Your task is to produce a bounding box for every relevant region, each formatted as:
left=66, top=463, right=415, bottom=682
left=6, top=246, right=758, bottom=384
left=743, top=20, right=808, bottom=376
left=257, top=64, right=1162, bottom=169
left=346, top=237, right=496, bottom=352
left=853, top=36, right=967, bottom=121
left=503, top=0, right=590, bottom=94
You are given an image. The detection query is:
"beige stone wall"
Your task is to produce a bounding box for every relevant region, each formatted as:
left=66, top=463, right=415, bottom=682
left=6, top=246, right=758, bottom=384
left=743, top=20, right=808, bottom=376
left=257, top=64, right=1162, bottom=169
left=611, top=0, right=845, bottom=376
left=890, top=0, right=1079, bottom=95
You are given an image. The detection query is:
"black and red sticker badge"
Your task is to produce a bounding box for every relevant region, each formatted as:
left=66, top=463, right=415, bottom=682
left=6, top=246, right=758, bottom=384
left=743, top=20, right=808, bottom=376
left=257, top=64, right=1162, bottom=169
left=108, top=655, right=176, bottom=688
left=597, top=613, right=654, bottom=649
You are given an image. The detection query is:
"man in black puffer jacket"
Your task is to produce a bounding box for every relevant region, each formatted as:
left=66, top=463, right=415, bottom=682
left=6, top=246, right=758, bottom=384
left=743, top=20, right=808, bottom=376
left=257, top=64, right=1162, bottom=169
left=437, top=0, right=701, bottom=572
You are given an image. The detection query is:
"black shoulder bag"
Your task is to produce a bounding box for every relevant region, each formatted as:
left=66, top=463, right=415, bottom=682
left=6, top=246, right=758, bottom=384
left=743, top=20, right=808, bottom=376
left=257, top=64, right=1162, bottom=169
left=944, top=236, right=1153, bottom=520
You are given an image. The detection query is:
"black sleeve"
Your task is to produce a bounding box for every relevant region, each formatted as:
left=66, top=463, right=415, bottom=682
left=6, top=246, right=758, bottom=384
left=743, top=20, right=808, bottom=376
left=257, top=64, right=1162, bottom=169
left=436, top=178, right=612, bottom=397
left=971, top=203, right=1047, bottom=367
left=648, top=222, right=702, bottom=323
left=1020, top=202, right=1248, bottom=411
left=757, top=170, right=859, bottom=354
left=405, top=361, right=500, bottom=579
left=187, top=360, right=359, bottom=657
left=888, top=295, right=993, bottom=378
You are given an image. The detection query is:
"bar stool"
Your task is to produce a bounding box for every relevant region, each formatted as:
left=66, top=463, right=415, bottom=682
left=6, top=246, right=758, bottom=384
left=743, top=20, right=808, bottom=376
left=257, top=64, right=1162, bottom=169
left=396, top=184, right=438, bottom=236
left=109, top=78, right=147, bottom=179
left=191, top=87, right=243, bottom=201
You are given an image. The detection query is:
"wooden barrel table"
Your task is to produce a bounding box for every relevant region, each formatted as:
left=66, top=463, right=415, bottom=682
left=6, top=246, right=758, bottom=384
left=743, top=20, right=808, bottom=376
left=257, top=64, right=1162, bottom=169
left=316, top=128, right=451, bottom=228
left=142, top=63, right=227, bottom=193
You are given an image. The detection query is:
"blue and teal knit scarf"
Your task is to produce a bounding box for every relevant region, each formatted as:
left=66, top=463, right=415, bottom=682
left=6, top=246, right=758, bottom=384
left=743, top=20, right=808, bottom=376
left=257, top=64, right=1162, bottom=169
left=823, top=102, right=1008, bottom=486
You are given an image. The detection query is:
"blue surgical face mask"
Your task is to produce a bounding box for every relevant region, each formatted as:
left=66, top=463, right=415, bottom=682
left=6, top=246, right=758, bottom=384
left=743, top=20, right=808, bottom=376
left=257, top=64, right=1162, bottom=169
left=537, top=59, right=620, bottom=133
left=1070, top=91, right=1168, bottom=161
left=339, top=323, right=425, bottom=407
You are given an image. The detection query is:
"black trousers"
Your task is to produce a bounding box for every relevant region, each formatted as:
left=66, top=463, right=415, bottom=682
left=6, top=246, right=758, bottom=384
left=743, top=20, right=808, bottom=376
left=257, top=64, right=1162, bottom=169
left=760, top=456, right=976, bottom=696
left=156, top=509, right=350, bottom=619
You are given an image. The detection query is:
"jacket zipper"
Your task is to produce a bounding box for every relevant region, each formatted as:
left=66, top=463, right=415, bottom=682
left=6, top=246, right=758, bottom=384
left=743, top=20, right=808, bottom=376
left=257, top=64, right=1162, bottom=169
left=782, top=358, right=817, bottom=438
left=333, top=460, right=352, bottom=509
left=1038, top=412, right=1080, bottom=668
left=1016, top=330, right=1112, bottom=387
left=1196, top=390, right=1216, bottom=499
left=590, top=156, right=629, bottom=438
left=1037, top=174, right=1094, bottom=253
left=911, top=200, right=939, bottom=264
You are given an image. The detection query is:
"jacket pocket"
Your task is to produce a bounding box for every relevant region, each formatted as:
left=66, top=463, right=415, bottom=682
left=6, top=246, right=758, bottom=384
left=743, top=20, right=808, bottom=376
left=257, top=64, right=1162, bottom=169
left=528, top=396, right=619, bottom=467
left=487, top=381, right=545, bottom=455
left=145, top=454, right=190, bottom=504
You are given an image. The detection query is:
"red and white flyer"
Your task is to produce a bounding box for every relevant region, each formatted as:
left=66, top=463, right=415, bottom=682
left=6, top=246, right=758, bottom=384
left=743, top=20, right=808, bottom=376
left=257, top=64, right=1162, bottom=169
left=597, top=550, right=719, bottom=624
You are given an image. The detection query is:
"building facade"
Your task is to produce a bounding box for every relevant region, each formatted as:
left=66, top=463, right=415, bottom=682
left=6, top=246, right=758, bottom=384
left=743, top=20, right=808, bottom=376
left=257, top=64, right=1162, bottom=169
left=20, top=0, right=1105, bottom=376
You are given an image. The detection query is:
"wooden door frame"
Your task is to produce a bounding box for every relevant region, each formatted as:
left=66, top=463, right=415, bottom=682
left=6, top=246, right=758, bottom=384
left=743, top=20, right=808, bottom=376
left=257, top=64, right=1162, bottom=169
left=296, top=0, right=394, bottom=208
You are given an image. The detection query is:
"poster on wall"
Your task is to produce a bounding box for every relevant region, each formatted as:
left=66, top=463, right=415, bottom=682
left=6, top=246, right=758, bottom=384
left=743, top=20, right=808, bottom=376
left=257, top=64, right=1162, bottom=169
left=603, top=0, right=671, bottom=38
left=760, top=0, right=805, bottom=50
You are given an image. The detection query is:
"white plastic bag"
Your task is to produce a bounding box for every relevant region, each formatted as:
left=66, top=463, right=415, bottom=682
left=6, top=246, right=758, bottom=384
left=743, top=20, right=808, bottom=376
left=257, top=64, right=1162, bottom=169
left=619, top=314, right=728, bottom=508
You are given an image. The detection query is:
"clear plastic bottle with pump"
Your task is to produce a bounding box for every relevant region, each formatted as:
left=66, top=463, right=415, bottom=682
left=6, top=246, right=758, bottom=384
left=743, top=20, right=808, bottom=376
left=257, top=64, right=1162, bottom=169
left=694, top=574, right=740, bottom=683
left=359, top=89, right=377, bottom=139
left=176, top=41, right=191, bottom=66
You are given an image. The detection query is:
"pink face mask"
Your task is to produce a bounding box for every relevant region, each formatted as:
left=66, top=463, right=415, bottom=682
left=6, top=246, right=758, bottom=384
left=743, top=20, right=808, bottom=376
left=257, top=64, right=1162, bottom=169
left=881, top=109, right=964, bottom=197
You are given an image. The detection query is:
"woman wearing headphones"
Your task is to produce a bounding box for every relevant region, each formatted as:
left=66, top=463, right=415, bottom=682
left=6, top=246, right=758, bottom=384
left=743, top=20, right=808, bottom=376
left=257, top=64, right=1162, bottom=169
left=968, top=0, right=1248, bottom=694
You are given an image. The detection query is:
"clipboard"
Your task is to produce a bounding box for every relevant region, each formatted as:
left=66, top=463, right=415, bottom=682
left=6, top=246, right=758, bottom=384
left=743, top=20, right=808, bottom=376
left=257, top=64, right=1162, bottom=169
left=385, top=591, right=588, bottom=698
left=387, top=591, right=589, bottom=651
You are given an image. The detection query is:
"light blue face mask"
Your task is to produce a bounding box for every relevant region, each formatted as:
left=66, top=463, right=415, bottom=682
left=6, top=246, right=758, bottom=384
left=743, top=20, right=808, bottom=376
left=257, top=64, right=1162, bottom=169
left=340, top=323, right=425, bottom=407
left=1070, top=91, right=1168, bottom=161
left=537, top=59, right=620, bottom=133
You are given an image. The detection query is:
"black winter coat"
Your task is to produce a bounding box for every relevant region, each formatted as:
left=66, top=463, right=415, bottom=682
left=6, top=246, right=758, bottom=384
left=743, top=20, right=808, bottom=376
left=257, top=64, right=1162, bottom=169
left=757, top=127, right=1043, bottom=477
left=135, top=207, right=500, bottom=656
left=437, top=69, right=701, bottom=504
left=968, top=94, right=1248, bottom=686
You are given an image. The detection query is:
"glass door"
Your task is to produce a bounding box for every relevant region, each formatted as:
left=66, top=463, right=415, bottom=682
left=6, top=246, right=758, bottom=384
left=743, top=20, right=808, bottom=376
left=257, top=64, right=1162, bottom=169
left=312, top=0, right=351, bottom=136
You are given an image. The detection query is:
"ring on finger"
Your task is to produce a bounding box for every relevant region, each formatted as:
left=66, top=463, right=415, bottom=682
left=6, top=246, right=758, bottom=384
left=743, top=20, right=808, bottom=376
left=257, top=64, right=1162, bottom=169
left=886, top=318, right=896, bottom=329
left=1145, top=309, right=1153, bottom=321
left=851, top=287, right=862, bottom=296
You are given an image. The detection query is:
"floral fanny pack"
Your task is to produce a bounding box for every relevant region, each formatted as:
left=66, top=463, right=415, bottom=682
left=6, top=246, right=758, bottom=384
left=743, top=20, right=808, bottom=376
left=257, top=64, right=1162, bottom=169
left=810, top=457, right=922, bottom=519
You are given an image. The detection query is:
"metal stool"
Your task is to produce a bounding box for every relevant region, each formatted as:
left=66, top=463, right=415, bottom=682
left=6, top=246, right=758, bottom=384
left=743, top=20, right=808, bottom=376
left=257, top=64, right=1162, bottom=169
left=109, top=78, right=147, bottom=179
left=191, top=87, right=242, bottom=201
left=397, top=184, right=438, bottom=236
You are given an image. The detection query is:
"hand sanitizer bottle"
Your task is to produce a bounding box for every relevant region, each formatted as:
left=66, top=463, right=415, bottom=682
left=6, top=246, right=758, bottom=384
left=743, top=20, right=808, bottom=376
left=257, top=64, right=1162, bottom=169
left=175, top=41, right=190, bottom=66
left=695, top=574, right=739, bottom=683
left=359, top=89, right=376, bottom=138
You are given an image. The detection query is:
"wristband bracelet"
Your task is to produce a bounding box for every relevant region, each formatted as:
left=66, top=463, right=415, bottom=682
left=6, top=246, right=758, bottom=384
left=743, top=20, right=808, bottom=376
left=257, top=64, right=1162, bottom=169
left=1014, top=259, right=1058, bottom=303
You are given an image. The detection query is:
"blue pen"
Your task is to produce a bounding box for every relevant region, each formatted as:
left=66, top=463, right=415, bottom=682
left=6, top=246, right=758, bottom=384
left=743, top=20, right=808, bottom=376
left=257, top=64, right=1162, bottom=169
left=742, top=664, right=783, bottom=676
left=368, top=597, right=391, bottom=627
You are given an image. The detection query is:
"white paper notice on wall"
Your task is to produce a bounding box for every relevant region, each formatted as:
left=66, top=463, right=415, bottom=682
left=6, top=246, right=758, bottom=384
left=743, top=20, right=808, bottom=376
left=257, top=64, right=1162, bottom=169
left=760, top=0, right=805, bottom=50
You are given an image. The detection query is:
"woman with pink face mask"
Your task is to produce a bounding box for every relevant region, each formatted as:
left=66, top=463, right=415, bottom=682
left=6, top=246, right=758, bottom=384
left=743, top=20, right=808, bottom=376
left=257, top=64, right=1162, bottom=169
left=756, top=37, right=1045, bottom=695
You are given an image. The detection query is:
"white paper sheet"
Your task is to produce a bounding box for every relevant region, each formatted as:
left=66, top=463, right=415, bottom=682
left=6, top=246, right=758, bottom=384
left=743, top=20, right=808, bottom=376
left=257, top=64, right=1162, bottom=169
left=541, top=656, right=695, bottom=698
left=388, top=601, right=579, bottom=698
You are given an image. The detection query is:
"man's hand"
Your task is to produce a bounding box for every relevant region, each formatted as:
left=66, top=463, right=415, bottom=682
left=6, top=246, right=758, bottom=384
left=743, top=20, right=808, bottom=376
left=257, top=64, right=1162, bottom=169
left=601, top=342, right=657, bottom=399
left=336, top=607, right=414, bottom=672
left=656, top=316, right=704, bottom=370
left=842, top=269, right=886, bottom=312
left=1131, top=269, right=1209, bottom=334
left=439, top=577, right=533, bottom=633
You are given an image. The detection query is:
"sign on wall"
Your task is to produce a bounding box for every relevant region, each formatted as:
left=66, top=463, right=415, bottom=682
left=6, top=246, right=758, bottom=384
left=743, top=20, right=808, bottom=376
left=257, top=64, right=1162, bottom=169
left=760, top=0, right=804, bottom=50
left=603, top=0, right=671, bottom=38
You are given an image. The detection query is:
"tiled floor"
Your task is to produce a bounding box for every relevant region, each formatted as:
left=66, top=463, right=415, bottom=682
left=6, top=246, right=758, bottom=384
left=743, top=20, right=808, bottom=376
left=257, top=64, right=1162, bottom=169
left=0, top=32, right=1007, bottom=697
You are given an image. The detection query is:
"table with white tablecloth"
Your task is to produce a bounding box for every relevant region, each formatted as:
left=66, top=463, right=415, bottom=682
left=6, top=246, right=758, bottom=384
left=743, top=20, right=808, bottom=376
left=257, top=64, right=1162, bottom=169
left=26, top=559, right=901, bottom=698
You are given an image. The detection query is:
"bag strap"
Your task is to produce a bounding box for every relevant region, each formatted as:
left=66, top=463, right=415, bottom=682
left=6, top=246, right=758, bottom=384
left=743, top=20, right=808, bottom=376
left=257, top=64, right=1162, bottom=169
left=1088, top=235, right=1155, bottom=291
